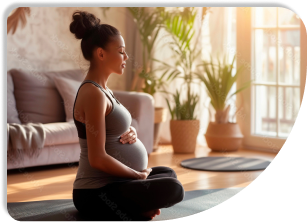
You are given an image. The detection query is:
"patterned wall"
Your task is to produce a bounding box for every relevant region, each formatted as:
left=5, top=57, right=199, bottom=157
left=7, top=7, right=130, bottom=91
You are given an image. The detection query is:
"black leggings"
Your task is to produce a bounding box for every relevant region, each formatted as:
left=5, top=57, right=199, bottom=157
left=72, top=166, right=185, bottom=221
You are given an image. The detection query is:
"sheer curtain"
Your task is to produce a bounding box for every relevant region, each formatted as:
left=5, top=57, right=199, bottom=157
left=153, top=7, right=236, bottom=146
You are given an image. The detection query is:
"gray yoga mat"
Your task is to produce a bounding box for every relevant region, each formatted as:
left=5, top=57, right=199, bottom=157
left=181, top=156, right=271, bottom=172
left=7, top=188, right=244, bottom=221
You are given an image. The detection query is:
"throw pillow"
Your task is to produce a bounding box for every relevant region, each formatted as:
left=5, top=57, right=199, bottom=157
left=53, top=76, right=82, bottom=122
left=10, top=68, right=84, bottom=124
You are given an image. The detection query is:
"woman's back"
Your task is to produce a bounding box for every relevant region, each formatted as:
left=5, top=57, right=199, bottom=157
left=73, top=80, right=148, bottom=189
left=73, top=81, right=113, bottom=124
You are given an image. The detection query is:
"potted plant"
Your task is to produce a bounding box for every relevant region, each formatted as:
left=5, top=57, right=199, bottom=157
left=195, top=53, right=251, bottom=152
left=127, top=7, right=173, bottom=151
left=100, top=7, right=178, bottom=151
left=152, top=7, right=209, bottom=153
left=104, top=7, right=212, bottom=151
left=128, top=7, right=211, bottom=151
left=165, top=89, right=199, bottom=153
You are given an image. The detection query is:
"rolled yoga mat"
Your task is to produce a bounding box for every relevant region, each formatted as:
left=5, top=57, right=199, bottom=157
left=181, top=156, right=271, bottom=172
left=7, top=187, right=244, bottom=221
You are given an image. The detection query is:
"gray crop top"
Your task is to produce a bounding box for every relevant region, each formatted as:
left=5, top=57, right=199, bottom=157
left=72, top=80, right=148, bottom=189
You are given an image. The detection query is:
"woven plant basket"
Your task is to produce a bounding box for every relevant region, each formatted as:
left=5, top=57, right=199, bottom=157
left=170, top=119, right=200, bottom=153
left=204, top=122, right=243, bottom=152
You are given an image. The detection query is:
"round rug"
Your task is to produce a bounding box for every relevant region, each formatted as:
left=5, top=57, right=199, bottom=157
left=180, top=156, right=271, bottom=172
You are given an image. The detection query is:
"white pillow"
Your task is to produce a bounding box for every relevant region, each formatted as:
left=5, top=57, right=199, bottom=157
left=53, top=76, right=82, bottom=122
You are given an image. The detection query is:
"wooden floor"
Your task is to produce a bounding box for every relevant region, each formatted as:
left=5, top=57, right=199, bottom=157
left=7, top=144, right=277, bottom=203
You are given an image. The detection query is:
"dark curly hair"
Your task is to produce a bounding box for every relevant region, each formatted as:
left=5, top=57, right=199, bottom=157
left=69, top=10, right=121, bottom=61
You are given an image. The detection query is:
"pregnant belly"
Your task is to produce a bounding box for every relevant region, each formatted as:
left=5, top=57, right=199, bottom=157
left=105, top=138, right=148, bottom=172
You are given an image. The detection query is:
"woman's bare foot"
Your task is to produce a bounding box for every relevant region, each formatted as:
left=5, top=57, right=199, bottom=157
left=141, top=209, right=161, bottom=219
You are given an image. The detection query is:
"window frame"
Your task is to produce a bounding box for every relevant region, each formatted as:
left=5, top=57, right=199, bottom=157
left=236, top=7, right=306, bottom=152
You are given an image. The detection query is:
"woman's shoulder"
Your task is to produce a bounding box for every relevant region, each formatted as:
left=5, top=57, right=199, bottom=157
left=78, top=83, right=109, bottom=104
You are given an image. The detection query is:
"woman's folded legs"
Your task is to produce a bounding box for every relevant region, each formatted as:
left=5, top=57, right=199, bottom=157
left=73, top=166, right=185, bottom=221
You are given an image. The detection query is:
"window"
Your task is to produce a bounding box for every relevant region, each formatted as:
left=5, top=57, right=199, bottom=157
left=252, top=7, right=301, bottom=138
left=236, top=7, right=306, bottom=152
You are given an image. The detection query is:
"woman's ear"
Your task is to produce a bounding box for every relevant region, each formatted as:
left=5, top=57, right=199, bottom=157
left=95, top=47, right=104, bottom=61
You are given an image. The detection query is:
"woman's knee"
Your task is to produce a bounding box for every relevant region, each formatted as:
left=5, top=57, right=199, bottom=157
left=174, top=179, right=185, bottom=202
left=152, top=166, right=178, bottom=179
left=163, top=178, right=185, bottom=203
left=167, top=167, right=178, bottom=179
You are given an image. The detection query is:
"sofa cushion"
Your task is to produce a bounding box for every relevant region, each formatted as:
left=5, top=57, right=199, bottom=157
left=53, top=76, right=82, bottom=122
left=7, top=71, right=21, bottom=123
left=43, top=122, right=79, bottom=146
left=131, top=118, right=139, bottom=132
left=9, top=69, right=85, bottom=124
left=44, top=119, right=138, bottom=146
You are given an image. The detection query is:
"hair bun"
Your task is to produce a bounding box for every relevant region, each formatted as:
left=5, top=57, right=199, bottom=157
left=69, top=10, right=100, bottom=39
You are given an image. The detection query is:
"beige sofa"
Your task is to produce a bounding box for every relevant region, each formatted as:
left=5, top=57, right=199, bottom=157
left=7, top=68, right=154, bottom=170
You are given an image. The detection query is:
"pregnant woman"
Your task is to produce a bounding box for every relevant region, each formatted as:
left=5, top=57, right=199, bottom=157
left=70, top=10, right=185, bottom=221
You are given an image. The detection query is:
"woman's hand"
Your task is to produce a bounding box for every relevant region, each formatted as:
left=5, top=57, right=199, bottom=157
left=120, top=126, right=137, bottom=144
left=137, top=168, right=152, bottom=180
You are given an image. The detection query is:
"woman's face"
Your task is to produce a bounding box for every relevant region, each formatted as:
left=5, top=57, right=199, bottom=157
left=103, top=35, right=129, bottom=75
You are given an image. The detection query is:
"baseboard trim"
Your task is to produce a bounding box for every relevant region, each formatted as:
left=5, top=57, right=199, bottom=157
left=158, top=142, right=172, bottom=145
left=243, top=145, right=281, bottom=154
left=158, top=142, right=281, bottom=154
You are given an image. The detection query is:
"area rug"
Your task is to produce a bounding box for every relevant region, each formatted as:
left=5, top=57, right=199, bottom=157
left=7, top=187, right=244, bottom=221
left=181, top=156, right=271, bottom=172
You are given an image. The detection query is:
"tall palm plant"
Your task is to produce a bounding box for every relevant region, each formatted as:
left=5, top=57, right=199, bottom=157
left=100, top=7, right=168, bottom=95
left=127, top=7, right=169, bottom=95
left=152, top=7, right=208, bottom=120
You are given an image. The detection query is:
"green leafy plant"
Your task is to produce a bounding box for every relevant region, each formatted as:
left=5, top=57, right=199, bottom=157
left=127, top=7, right=169, bottom=95
left=195, top=53, right=252, bottom=123
left=100, top=7, right=110, bottom=18
left=99, top=7, right=169, bottom=95
left=152, top=7, right=210, bottom=120
left=165, top=89, right=199, bottom=120
left=101, top=7, right=212, bottom=121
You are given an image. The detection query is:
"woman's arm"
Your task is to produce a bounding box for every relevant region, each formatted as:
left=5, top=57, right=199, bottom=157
left=94, top=153, right=142, bottom=179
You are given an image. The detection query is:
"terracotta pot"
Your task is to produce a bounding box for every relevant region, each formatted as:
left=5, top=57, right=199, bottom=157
left=204, top=122, right=243, bottom=152
left=170, top=119, right=200, bottom=153
left=153, top=107, right=167, bottom=151
left=154, top=107, right=168, bottom=123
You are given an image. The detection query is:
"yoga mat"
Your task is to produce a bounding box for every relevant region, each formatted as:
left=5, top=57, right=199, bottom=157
left=7, top=187, right=244, bottom=221
left=181, top=156, right=271, bottom=172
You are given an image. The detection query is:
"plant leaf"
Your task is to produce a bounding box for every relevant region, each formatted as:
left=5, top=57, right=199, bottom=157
left=165, top=97, right=174, bottom=120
